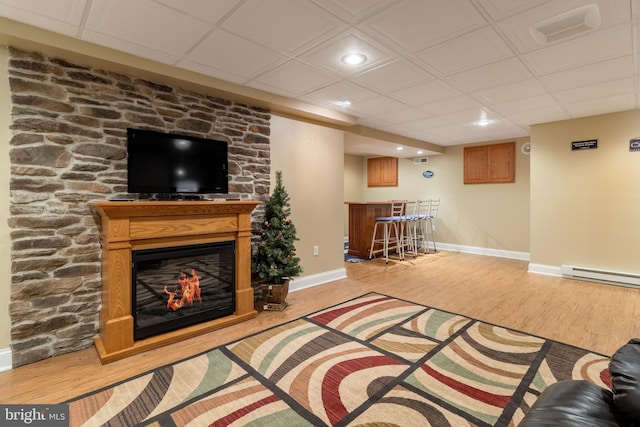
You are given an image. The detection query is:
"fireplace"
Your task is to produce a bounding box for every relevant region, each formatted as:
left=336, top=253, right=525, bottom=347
left=132, top=242, right=235, bottom=340
left=92, top=200, right=259, bottom=363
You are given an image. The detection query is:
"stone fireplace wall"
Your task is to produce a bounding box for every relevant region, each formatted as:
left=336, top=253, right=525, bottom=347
left=7, top=47, right=271, bottom=367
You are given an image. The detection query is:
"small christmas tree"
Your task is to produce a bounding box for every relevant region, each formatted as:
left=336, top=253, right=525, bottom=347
left=254, top=171, right=302, bottom=285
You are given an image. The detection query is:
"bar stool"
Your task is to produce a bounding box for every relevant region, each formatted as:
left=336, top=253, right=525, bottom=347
left=369, top=200, right=406, bottom=263
left=425, top=199, right=440, bottom=253
left=401, top=200, right=419, bottom=257
left=411, top=199, right=431, bottom=255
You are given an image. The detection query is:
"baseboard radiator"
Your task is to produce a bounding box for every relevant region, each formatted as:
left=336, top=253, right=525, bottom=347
left=561, top=265, right=640, bottom=288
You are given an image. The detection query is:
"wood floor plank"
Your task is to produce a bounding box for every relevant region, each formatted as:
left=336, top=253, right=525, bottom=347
left=1, top=251, right=639, bottom=404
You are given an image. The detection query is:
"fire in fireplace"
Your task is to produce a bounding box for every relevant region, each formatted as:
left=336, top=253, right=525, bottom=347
left=132, top=241, right=235, bottom=340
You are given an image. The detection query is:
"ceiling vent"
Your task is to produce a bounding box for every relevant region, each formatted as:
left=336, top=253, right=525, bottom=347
left=530, top=3, right=601, bottom=45
left=413, top=157, right=428, bottom=164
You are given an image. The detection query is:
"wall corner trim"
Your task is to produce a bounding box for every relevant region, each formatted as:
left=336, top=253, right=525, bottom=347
left=528, top=263, right=562, bottom=276
left=0, top=347, right=12, bottom=372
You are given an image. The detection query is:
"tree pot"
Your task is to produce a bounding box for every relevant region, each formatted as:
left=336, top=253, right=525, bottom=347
left=261, top=280, right=289, bottom=304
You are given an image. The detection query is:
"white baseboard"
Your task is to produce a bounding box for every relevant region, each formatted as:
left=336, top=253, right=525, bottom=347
left=0, top=347, right=12, bottom=372
left=439, top=244, right=568, bottom=279
left=436, top=242, right=530, bottom=261
left=289, top=268, right=347, bottom=293
left=345, top=237, right=530, bottom=262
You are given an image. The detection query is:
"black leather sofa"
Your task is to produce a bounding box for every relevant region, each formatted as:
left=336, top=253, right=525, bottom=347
left=519, top=338, right=640, bottom=426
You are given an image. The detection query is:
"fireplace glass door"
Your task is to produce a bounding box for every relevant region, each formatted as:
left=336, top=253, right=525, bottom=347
left=132, top=241, right=235, bottom=340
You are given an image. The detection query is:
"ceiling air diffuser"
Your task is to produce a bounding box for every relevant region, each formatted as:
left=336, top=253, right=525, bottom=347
left=530, top=3, right=601, bottom=45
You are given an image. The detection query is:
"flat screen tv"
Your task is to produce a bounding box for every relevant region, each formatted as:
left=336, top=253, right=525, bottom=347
left=127, top=128, right=229, bottom=197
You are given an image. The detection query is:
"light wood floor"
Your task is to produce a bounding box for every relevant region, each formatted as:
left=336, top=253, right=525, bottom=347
left=2, top=250, right=640, bottom=404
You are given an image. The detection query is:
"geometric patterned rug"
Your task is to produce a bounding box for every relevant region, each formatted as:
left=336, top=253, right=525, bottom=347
left=66, top=293, right=611, bottom=426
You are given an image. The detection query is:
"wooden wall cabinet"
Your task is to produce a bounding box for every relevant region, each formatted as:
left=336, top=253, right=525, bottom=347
left=367, top=156, right=398, bottom=187
left=464, top=142, right=515, bottom=184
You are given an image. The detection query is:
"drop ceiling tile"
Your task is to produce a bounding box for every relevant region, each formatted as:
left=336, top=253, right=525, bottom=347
left=84, top=0, right=210, bottom=61
left=448, top=57, right=533, bottom=92
left=441, top=107, right=499, bottom=125
left=374, top=126, right=408, bottom=139
left=220, top=0, right=346, bottom=55
left=361, top=0, right=487, bottom=52
left=389, top=80, right=461, bottom=106
left=482, top=127, right=530, bottom=140
left=472, top=79, right=547, bottom=105
left=0, top=0, right=86, bottom=36
left=477, top=119, right=529, bottom=135
left=357, top=115, right=393, bottom=128
left=155, top=0, right=242, bottom=25
left=252, top=60, right=337, bottom=95
left=491, top=94, right=558, bottom=115
left=402, top=116, right=451, bottom=131
left=564, top=93, right=636, bottom=117
left=506, top=106, right=571, bottom=127
left=298, top=31, right=395, bottom=75
left=423, top=96, right=483, bottom=116
left=415, top=27, right=515, bottom=75
left=522, top=24, right=632, bottom=75
left=348, top=96, right=409, bottom=116
left=352, top=59, right=434, bottom=94
left=540, top=55, right=634, bottom=91
left=475, top=0, right=552, bottom=20
left=555, top=78, right=635, bottom=104
left=372, top=106, right=433, bottom=124
left=413, top=132, right=457, bottom=146
left=182, top=29, right=286, bottom=80
left=429, top=123, right=491, bottom=142
left=312, top=0, right=397, bottom=24
left=305, top=81, right=379, bottom=106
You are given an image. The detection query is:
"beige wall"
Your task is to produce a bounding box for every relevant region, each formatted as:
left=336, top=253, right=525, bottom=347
left=0, top=47, right=10, bottom=350
left=343, top=154, right=365, bottom=236
left=530, top=110, right=640, bottom=272
left=344, top=137, right=531, bottom=254
left=270, top=115, right=345, bottom=277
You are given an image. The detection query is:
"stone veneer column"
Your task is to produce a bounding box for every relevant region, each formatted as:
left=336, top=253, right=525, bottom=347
left=7, top=47, right=271, bottom=367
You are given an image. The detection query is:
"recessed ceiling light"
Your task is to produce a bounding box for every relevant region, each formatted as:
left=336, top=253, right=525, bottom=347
left=333, top=100, right=352, bottom=108
left=396, top=146, right=403, bottom=151
left=417, top=150, right=424, bottom=155
left=474, top=119, right=494, bottom=127
left=341, top=53, right=367, bottom=65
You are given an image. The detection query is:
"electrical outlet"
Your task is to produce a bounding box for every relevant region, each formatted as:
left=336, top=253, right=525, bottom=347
left=313, top=245, right=319, bottom=256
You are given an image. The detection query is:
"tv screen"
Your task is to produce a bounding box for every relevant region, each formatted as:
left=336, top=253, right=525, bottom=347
left=127, top=128, right=228, bottom=196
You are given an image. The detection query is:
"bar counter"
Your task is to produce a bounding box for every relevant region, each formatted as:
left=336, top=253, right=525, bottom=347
left=344, top=201, right=393, bottom=259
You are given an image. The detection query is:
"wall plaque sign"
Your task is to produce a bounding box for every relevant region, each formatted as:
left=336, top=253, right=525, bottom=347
left=630, top=137, right=640, bottom=152
left=571, top=139, right=598, bottom=151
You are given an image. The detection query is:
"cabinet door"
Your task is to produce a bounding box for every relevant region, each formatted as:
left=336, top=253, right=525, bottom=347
left=464, top=142, right=515, bottom=184
left=488, top=143, right=515, bottom=183
left=367, top=157, right=398, bottom=187
left=463, top=146, right=489, bottom=184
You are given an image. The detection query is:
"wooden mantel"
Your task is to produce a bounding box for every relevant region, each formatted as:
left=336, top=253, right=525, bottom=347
left=91, top=200, right=260, bottom=363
